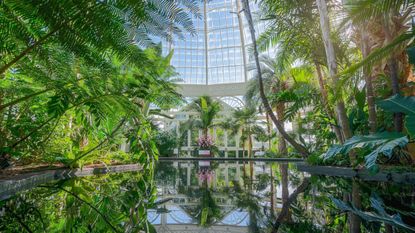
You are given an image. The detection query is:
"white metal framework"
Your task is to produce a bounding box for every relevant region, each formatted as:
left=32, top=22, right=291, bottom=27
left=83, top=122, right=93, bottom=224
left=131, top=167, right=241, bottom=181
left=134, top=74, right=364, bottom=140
left=163, top=0, right=264, bottom=95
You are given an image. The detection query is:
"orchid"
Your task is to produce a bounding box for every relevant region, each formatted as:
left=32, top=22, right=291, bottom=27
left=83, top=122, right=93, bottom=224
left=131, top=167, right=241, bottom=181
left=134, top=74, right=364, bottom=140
left=197, top=136, right=215, bottom=149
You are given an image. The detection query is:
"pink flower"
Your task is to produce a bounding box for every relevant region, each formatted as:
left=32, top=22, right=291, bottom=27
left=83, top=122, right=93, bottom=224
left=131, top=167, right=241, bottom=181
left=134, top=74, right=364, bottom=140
left=197, top=136, right=215, bottom=149
left=198, top=169, right=214, bottom=184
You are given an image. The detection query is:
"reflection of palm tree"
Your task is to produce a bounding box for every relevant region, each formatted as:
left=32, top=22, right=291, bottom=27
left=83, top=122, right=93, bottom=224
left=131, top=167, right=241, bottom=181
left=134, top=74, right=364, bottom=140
left=232, top=107, right=265, bottom=180
left=279, top=163, right=291, bottom=221
left=270, top=164, right=276, bottom=217
left=180, top=181, right=224, bottom=227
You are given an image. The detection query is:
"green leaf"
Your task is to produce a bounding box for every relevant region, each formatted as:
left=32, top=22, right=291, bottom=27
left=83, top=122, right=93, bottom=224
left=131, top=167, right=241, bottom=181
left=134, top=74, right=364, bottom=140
left=365, top=135, right=408, bottom=172
left=377, top=94, right=415, bottom=115
left=406, top=115, right=415, bottom=138
left=377, top=94, right=415, bottom=137
left=201, top=208, right=209, bottom=226
left=323, top=144, right=342, bottom=160
left=355, top=88, right=366, bottom=111
left=407, top=47, right=415, bottom=65
left=330, top=195, right=415, bottom=231
left=323, top=132, right=408, bottom=171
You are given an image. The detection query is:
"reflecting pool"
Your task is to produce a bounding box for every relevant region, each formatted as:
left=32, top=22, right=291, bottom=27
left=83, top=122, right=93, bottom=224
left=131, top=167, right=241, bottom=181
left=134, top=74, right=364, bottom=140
left=1, top=161, right=414, bottom=232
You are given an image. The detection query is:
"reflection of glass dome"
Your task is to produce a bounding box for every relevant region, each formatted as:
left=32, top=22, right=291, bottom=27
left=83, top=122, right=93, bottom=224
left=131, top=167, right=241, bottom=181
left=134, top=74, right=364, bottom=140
left=163, top=0, right=261, bottom=86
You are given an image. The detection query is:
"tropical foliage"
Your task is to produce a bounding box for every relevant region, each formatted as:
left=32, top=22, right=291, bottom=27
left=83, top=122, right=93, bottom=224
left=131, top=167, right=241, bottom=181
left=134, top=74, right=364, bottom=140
left=323, top=132, right=410, bottom=171
left=0, top=1, right=197, bottom=167
left=184, top=95, right=222, bottom=138
left=240, top=0, right=415, bottom=173
left=0, top=172, right=158, bottom=232
left=2, top=0, right=415, bottom=232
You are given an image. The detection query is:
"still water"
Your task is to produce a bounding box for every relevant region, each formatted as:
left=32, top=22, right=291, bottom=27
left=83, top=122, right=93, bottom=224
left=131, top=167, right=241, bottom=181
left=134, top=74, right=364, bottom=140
left=0, top=161, right=414, bottom=232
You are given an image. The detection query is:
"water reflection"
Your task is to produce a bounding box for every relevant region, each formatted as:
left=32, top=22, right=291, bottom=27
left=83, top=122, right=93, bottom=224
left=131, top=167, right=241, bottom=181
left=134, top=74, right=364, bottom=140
left=0, top=172, right=156, bottom=232
left=151, top=161, right=415, bottom=233
left=1, top=161, right=415, bottom=232
left=152, top=161, right=302, bottom=232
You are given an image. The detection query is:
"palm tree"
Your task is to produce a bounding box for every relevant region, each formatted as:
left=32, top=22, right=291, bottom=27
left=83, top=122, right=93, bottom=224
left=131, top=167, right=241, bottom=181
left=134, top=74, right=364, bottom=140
left=185, top=96, right=221, bottom=138
left=316, top=0, right=353, bottom=141
left=316, top=1, right=361, bottom=232
left=343, top=0, right=414, bottom=132
left=245, top=54, right=322, bottom=156
left=241, top=0, right=309, bottom=158
left=245, top=55, right=290, bottom=156
left=138, top=50, right=184, bottom=118
left=257, top=0, right=345, bottom=143
left=232, top=107, right=264, bottom=159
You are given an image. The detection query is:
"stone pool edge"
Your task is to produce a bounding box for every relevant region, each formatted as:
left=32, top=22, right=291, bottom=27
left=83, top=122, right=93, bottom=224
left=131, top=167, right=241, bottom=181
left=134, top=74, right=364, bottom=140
left=0, top=164, right=141, bottom=200
left=296, top=163, right=415, bottom=184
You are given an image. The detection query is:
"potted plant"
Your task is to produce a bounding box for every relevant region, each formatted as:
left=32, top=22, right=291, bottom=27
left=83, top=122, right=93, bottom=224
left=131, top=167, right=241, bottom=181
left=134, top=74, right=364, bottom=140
left=198, top=136, right=214, bottom=157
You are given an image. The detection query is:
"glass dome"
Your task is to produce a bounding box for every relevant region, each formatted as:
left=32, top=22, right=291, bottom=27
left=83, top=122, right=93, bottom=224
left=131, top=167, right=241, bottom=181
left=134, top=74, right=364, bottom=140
left=163, top=0, right=262, bottom=86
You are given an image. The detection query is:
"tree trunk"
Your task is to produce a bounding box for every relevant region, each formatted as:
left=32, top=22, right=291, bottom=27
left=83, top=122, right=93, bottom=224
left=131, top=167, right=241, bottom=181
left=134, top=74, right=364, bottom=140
left=0, top=73, right=5, bottom=150
left=248, top=133, right=252, bottom=159
left=383, top=14, right=403, bottom=132
left=315, top=62, right=344, bottom=142
left=388, top=58, right=404, bottom=132
left=361, top=27, right=377, bottom=134
left=316, top=0, right=353, bottom=141
left=242, top=140, right=247, bottom=181
left=270, top=164, right=275, bottom=217
left=241, top=0, right=309, bottom=158
left=0, top=90, right=3, bottom=149
left=316, top=1, right=360, bottom=232
left=275, top=100, right=291, bottom=222
left=276, top=104, right=287, bottom=156
left=349, top=181, right=362, bottom=233
left=266, top=112, right=272, bottom=150
left=248, top=134, right=254, bottom=180
left=203, top=128, right=208, bottom=138
left=242, top=135, right=246, bottom=159
left=280, top=163, right=290, bottom=221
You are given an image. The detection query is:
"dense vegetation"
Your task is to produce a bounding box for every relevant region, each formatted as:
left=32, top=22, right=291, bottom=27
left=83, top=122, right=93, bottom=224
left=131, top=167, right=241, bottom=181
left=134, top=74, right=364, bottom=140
left=1, top=0, right=414, bottom=172
left=1, top=1, right=415, bottom=232
left=242, top=0, right=415, bottom=171
left=239, top=1, right=415, bottom=232
left=0, top=1, right=199, bottom=168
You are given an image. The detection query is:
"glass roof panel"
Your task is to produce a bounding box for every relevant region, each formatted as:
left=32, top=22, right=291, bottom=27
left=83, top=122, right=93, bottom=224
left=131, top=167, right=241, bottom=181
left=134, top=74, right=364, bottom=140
left=163, top=0, right=262, bottom=85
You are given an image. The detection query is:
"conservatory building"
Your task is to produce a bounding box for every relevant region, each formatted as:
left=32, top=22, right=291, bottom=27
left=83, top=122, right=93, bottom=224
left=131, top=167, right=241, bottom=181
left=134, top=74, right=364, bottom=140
left=154, top=0, right=287, bottom=158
